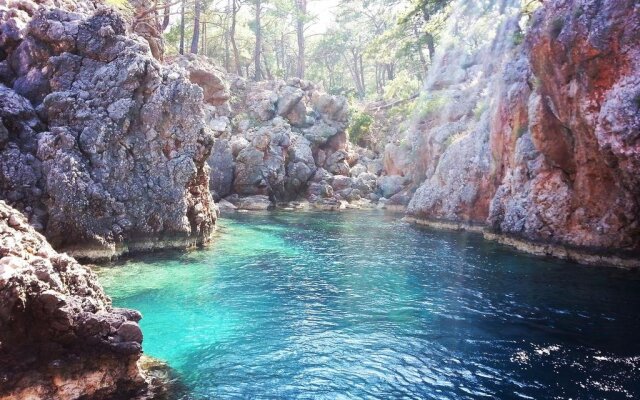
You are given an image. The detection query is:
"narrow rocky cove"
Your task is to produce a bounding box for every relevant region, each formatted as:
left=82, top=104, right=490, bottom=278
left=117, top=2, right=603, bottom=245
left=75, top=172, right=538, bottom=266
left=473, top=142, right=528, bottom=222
left=0, top=0, right=639, bottom=398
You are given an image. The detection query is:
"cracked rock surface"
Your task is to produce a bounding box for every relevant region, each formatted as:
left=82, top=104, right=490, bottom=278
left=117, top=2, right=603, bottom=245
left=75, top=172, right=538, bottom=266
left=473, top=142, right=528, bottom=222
left=0, top=200, right=148, bottom=399
left=402, top=0, right=640, bottom=259
left=0, top=1, right=217, bottom=260
left=195, top=73, right=386, bottom=210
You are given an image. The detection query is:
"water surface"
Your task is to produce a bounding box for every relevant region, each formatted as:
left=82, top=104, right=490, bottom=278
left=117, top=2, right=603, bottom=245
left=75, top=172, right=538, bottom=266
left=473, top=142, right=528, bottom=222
left=97, top=211, right=640, bottom=399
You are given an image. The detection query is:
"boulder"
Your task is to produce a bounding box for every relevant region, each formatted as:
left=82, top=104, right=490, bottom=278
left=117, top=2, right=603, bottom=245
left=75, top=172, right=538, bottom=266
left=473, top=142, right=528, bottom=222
left=0, top=201, right=148, bottom=399
left=171, top=54, right=230, bottom=106
left=231, top=195, right=273, bottom=211
left=377, top=175, right=407, bottom=198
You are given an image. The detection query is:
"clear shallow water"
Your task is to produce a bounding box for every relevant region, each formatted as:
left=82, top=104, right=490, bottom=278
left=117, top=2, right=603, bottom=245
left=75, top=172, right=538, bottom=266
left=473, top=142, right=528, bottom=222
left=97, top=211, right=640, bottom=399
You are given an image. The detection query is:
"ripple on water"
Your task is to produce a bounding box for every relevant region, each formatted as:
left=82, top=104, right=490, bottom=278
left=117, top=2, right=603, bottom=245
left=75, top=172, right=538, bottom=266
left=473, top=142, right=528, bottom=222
left=96, top=211, right=640, bottom=400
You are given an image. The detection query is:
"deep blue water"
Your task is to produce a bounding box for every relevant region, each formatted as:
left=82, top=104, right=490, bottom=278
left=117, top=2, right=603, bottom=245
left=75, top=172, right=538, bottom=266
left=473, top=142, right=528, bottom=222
left=97, top=211, right=640, bottom=399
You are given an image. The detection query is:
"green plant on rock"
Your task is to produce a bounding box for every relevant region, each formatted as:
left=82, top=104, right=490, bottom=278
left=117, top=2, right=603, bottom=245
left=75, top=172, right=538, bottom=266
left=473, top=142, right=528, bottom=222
left=348, top=109, right=374, bottom=145
left=515, top=125, right=528, bottom=139
left=512, top=30, right=525, bottom=46
left=473, top=101, right=488, bottom=121
left=443, top=131, right=467, bottom=149
left=400, top=137, right=412, bottom=151
left=415, top=94, right=448, bottom=120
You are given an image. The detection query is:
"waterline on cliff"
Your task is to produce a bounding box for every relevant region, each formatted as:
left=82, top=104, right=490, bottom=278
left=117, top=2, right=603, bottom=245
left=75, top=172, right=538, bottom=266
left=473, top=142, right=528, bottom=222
left=404, top=216, right=640, bottom=268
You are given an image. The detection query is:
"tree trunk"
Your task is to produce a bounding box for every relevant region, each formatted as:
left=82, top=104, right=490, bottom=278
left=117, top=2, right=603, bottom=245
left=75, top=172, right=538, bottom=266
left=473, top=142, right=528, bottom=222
left=413, top=25, right=427, bottom=77
left=201, top=21, right=206, bottom=55
left=359, top=53, right=365, bottom=95
left=179, top=0, right=185, bottom=54
left=386, top=64, right=394, bottom=80
left=162, top=0, right=171, bottom=30
left=231, top=0, right=242, bottom=76
left=295, top=0, right=306, bottom=79
left=346, top=51, right=364, bottom=97
left=425, top=32, right=435, bottom=63
left=263, top=54, right=273, bottom=80
left=190, top=0, right=201, bottom=54
left=224, top=2, right=230, bottom=71
left=420, top=4, right=436, bottom=64
left=253, top=0, right=263, bottom=81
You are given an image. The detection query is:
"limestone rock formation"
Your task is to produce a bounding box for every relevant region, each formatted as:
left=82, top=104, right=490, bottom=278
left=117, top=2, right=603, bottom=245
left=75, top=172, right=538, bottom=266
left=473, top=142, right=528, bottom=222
left=170, top=54, right=230, bottom=106
left=0, top=200, right=148, bottom=399
left=489, top=0, right=640, bottom=254
left=186, top=72, right=384, bottom=210
left=0, top=2, right=218, bottom=260
left=402, top=0, right=640, bottom=265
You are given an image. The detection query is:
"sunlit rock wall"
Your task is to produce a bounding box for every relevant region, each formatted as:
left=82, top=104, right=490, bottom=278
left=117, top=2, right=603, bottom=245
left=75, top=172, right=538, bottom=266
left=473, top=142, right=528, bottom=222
left=489, top=0, right=640, bottom=253
left=0, top=1, right=217, bottom=260
left=175, top=61, right=384, bottom=210
left=403, top=0, right=640, bottom=262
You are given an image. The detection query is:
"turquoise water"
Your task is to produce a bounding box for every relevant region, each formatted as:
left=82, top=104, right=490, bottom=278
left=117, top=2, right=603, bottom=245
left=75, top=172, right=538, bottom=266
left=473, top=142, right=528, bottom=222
left=97, top=211, right=640, bottom=399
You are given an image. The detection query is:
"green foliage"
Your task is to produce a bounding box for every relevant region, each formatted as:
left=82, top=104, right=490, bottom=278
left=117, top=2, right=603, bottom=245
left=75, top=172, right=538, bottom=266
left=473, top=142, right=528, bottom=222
left=512, top=30, right=525, bottom=46
left=530, top=76, right=541, bottom=89
left=384, top=71, right=420, bottom=101
left=381, top=71, right=421, bottom=119
left=415, top=93, right=448, bottom=120
left=473, top=101, right=488, bottom=121
left=348, top=109, right=374, bottom=144
left=520, top=0, right=543, bottom=17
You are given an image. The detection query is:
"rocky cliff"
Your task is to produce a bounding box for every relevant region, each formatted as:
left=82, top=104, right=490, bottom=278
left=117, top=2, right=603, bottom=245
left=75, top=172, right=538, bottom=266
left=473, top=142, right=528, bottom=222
left=398, top=0, right=640, bottom=266
left=0, top=200, right=150, bottom=399
left=0, top=0, right=217, bottom=261
left=171, top=55, right=384, bottom=211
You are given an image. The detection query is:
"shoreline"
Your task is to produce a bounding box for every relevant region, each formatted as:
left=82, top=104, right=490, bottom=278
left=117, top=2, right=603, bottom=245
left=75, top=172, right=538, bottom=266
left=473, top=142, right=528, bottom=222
left=73, top=208, right=638, bottom=269
left=403, top=216, right=640, bottom=269
left=61, top=231, right=217, bottom=263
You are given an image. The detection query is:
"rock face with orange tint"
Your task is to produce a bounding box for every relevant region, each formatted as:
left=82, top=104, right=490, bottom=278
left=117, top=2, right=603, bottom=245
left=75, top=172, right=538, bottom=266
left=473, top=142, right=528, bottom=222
left=405, top=0, right=640, bottom=263
left=489, top=0, right=640, bottom=254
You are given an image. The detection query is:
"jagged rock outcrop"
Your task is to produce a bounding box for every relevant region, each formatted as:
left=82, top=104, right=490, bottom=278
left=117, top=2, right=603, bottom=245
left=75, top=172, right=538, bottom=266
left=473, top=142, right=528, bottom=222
left=0, top=200, right=148, bottom=399
left=170, top=54, right=230, bottom=106
left=0, top=2, right=218, bottom=260
left=401, top=0, right=640, bottom=265
left=0, top=84, right=47, bottom=229
left=181, top=71, right=385, bottom=210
